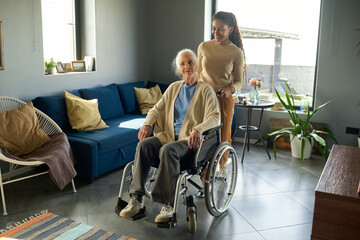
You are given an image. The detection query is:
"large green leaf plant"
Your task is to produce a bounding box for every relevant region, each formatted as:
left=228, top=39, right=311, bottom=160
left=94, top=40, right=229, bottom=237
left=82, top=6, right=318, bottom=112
left=265, top=84, right=337, bottom=164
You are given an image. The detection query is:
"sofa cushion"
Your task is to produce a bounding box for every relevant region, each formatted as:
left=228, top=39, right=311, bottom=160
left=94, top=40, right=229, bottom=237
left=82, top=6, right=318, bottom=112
left=117, top=81, right=145, bottom=114
left=0, top=102, right=51, bottom=156
left=134, top=85, right=162, bottom=115
left=67, top=114, right=145, bottom=155
left=80, top=83, right=125, bottom=120
left=32, top=96, right=72, bottom=132
left=68, top=89, right=81, bottom=97
left=146, top=80, right=170, bottom=94
left=64, top=91, right=109, bottom=131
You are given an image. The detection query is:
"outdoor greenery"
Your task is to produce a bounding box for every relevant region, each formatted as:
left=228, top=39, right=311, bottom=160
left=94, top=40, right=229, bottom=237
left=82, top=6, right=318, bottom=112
left=264, top=83, right=337, bottom=164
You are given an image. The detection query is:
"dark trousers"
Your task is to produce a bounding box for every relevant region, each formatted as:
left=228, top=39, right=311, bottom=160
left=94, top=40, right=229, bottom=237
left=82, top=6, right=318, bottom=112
left=129, top=136, right=195, bottom=205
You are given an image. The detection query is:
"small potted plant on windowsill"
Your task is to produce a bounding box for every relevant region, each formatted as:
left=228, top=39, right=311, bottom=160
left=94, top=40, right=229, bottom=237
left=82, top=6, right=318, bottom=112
left=45, top=58, right=56, bottom=74
left=263, top=83, right=338, bottom=164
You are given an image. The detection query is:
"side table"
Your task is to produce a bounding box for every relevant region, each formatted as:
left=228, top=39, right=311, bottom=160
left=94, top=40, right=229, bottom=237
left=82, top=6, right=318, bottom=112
left=232, top=100, right=275, bottom=163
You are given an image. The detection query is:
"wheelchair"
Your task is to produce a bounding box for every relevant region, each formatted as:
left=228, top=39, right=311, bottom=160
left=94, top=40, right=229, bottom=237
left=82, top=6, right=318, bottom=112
left=115, top=124, right=238, bottom=233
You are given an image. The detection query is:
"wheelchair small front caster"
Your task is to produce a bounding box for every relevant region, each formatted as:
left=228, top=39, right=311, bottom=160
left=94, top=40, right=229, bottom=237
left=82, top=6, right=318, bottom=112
left=187, top=206, right=197, bottom=233
left=186, top=195, right=197, bottom=232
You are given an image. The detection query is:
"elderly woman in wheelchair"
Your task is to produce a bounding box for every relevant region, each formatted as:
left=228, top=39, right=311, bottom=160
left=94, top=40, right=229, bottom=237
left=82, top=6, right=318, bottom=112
left=116, top=49, right=238, bottom=232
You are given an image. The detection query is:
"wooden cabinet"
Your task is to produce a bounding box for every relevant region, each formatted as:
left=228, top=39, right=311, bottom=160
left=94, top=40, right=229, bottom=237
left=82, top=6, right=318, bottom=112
left=311, top=145, right=360, bottom=240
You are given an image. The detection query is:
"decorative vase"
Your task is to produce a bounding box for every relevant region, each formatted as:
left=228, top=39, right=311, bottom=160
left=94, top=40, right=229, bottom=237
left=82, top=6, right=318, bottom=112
left=249, top=86, right=259, bottom=102
left=290, top=134, right=314, bottom=159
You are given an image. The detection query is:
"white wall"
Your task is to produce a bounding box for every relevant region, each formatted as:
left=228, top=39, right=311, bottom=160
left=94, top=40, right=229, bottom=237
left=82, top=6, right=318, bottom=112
left=0, top=0, right=149, bottom=101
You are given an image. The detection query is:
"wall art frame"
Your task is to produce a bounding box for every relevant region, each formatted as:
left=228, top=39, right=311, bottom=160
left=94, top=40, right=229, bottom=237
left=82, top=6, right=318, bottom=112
left=71, top=60, right=86, bottom=72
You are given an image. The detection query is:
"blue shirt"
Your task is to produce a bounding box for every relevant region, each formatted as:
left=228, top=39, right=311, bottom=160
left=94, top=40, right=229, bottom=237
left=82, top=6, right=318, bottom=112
left=174, top=83, right=197, bottom=136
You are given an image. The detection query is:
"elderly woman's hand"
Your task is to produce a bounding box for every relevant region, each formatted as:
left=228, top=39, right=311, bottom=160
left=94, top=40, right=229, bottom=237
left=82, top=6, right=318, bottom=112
left=138, top=125, right=152, bottom=141
left=188, top=129, right=201, bottom=149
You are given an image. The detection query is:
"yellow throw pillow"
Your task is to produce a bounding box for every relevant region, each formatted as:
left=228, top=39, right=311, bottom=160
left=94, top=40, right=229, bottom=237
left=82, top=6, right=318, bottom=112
left=134, top=85, right=162, bottom=115
left=0, top=101, right=51, bottom=156
left=64, top=91, right=109, bottom=131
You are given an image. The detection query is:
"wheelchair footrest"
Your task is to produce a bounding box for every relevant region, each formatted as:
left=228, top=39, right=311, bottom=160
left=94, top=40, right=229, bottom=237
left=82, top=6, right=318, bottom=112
left=115, top=198, right=128, bottom=215
left=156, top=219, right=177, bottom=229
left=156, top=213, right=178, bottom=229
left=115, top=198, right=146, bottom=221
left=132, top=208, right=146, bottom=221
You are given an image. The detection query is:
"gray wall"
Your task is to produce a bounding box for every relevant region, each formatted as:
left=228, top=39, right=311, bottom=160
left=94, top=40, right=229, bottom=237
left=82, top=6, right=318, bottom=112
left=0, top=0, right=359, bottom=146
left=147, top=0, right=205, bottom=83
left=0, top=0, right=149, bottom=101
left=313, top=0, right=360, bottom=146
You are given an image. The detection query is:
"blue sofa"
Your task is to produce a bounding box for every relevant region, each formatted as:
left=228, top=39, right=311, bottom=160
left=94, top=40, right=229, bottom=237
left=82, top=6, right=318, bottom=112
left=32, top=81, right=169, bottom=182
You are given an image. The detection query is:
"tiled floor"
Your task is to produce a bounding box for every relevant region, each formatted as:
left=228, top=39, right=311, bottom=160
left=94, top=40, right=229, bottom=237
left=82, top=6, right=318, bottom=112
left=0, top=142, right=326, bottom=240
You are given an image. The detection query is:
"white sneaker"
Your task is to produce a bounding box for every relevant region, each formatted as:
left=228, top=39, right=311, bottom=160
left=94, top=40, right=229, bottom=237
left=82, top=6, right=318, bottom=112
left=119, top=195, right=143, bottom=218
left=155, top=205, right=173, bottom=223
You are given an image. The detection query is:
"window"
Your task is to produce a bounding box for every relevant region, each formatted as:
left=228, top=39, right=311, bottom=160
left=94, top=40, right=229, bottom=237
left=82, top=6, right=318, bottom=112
left=217, top=0, right=321, bottom=108
left=41, top=0, right=76, bottom=63
left=41, top=0, right=96, bottom=73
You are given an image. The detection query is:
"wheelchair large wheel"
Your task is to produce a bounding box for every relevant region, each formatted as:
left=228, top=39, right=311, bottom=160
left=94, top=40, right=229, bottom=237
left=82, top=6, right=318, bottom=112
left=144, top=166, right=157, bottom=198
left=205, top=142, right=238, bottom=216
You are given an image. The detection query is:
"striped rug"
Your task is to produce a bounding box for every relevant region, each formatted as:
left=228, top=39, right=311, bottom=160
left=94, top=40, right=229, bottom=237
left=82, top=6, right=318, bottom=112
left=0, top=211, right=135, bottom=240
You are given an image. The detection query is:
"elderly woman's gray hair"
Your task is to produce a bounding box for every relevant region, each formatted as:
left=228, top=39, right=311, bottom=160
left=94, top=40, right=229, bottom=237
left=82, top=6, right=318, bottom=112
left=172, top=49, right=198, bottom=77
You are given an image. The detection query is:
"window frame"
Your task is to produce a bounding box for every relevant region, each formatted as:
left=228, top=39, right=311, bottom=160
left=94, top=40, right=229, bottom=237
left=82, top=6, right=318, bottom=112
left=41, top=0, right=97, bottom=74
left=213, top=0, right=323, bottom=111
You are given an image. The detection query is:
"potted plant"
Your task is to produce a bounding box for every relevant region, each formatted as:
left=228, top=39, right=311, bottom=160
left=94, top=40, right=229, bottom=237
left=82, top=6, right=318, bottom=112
left=264, top=83, right=338, bottom=164
left=45, top=58, right=56, bottom=74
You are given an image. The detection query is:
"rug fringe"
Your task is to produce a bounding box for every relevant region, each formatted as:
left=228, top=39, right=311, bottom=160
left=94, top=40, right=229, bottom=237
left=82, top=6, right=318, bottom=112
left=0, top=209, right=48, bottom=234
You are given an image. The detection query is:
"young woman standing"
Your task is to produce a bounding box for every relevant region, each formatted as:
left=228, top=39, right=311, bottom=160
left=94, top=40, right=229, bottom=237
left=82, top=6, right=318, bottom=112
left=198, top=11, right=245, bottom=161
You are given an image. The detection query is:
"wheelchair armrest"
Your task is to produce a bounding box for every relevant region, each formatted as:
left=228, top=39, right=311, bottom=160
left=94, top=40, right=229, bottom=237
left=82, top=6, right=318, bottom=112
left=202, top=124, right=223, bottom=136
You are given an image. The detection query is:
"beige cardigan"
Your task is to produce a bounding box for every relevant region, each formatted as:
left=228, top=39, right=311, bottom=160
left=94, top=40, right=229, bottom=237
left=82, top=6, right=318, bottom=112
left=143, top=80, right=220, bottom=145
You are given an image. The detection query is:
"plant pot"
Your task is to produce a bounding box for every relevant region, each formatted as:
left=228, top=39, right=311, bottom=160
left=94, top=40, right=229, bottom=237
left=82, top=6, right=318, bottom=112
left=47, top=67, right=56, bottom=74
left=290, top=134, right=314, bottom=159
